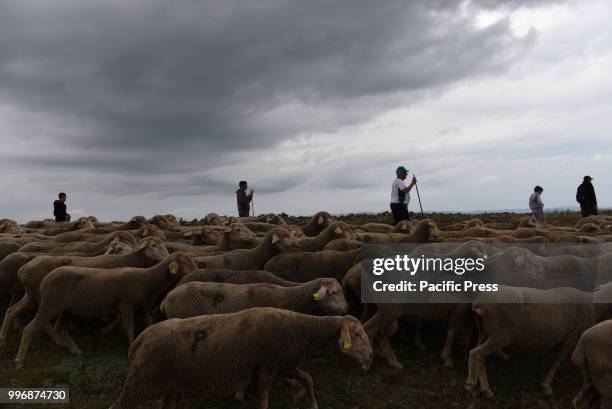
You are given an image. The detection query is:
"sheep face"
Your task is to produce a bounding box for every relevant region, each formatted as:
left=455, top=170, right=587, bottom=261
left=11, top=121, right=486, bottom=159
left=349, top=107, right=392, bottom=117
left=338, top=318, right=373, bottom=371
left=394, top=220, right=414, bottom=233
left=73, top=217, right=95, bottom=231
left=269, top=229, right=301, bottom=252
left=134, top=237, right=170, bottom=261
left=288, top=226, right=305, bottom=238
left=222, top=216, right=238, bottom=226
left=140, top=224, right=166, bottom=240
left=189, top=227, right=222, bottom=245
left=203, top=213, right=222, bottom=225
left=577, top=223, right=599, bottom=234
left=263, top=214, right=287, bottom=225
left=0, top=219, right=23, bottom=234
left=88, top=216, right=99, bottom=223
left=105, top=241, right=133, bottom=255
left=127, top=216, right=146, bottom=229
left=165, top=214, right=179, bottom=226
left=313, top=279, right=349, bottom=316
left=166, top=253, right=198, bottom=277
left=147, top=215, right=176, bottom=231
left=226, top=223, right=258, bottom=246
left=110, top=231, right=137, bottom=248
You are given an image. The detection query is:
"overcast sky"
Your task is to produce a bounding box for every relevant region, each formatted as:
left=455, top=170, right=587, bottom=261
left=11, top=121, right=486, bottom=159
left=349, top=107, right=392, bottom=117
left=1, top=0, right=611, bottom=222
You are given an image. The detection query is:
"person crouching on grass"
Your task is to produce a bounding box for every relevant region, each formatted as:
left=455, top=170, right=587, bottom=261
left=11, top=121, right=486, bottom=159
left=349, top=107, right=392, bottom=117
left=390, top=166, right=416, bottom=225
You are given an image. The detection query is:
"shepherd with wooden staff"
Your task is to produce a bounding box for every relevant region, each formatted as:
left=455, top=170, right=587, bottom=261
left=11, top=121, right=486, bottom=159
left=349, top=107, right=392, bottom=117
left=390, top=166, right=418, bottom=225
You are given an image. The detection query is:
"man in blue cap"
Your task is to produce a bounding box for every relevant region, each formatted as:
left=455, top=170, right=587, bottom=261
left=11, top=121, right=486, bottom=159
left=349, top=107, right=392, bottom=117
left=390, top=166, right=417, bottom=225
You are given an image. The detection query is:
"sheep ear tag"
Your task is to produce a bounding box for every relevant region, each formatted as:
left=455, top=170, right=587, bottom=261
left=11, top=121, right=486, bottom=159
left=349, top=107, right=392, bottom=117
left=272, top=234, right=280, bottom=244
left=342, top=341, right=352, bottom=351
left=169, top=263, right=179, bottom=275
left=318, top=216, right=324, bottom=225
left=514, top=255, right=525, bottom=266
left=313, top=292, right=321, bottom=301
left=334, top=227, right=343, bottom=235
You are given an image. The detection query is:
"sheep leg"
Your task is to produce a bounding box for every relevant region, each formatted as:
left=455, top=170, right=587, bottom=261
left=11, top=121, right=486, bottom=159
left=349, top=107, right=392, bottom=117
left=53, top=313, right=82, bottom=355
left=160, top=392, right=181, bottom=409
left=414, top=322, right=427, bottom=352
left=541, top=340, right=574, bottom=396
left=108, top=366, right=161, bottom=409
left=440, top=327, right=457, bottom=369
left=0, top=294, right=35, bottom=350
left=14, top=317, right=46, bottom=369
left=286, top=369, right=318, bottom=409
left=255, top=367, right=270, bottom=409
left=465, top=338, right=500, bottom=399
left=375, top=333, right=403, bottom=370
left=118, top=305, right=135, bottom=346
left=100, top=315, right=121, bottom=335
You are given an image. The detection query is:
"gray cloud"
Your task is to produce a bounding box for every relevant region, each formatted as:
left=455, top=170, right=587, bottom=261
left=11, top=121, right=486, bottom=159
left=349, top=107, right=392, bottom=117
left=1, top=0, right=584, bottom=221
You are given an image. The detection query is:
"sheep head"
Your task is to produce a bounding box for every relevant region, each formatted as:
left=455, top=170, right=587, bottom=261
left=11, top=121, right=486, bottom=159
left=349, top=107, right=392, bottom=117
left=224, top=223, right=257, bottom=246
left=268, top=228, right=301, bottom=252
left=127, top=216, right=146, bottom=229
left=329, top=222, right=356, bottom=240
left=392, top=220, right=414, bottom=234
left=72, top=217, right=95, bottom=231
left=263, top=213, right=287, bottom=225
left=188, top=227, right=222, bottom=245
left=312, top=279, right=348, bottom=316
left=203, top=212, right=222, bottom=225
left=105, top=241, right=133, bottom=255
left=140, top=224, right=166, bottom=240
left=109, top=231, right=137, bottom=248
left=166, top=253, right=198, bottom=277
left=338, top=317, right=373, bottom=371
left=134, top=237, right=170, bottom=261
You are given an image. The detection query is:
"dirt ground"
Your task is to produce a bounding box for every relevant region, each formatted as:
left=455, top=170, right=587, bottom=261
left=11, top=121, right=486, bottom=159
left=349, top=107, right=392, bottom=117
left=1, top=210, right=604, bottom=409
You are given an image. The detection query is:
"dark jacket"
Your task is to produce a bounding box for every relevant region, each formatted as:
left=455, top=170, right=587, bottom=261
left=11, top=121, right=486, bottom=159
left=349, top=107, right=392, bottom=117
left=236, top=189, right=253, bottom=217
left=576, top=182, right=597, bottom=205
left=53, top=200, right=67, bottom=222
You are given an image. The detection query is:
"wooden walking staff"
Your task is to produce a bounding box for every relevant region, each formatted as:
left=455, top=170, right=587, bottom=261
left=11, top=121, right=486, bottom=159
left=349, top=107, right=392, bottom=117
left=413, top=174, right=424, bottom=218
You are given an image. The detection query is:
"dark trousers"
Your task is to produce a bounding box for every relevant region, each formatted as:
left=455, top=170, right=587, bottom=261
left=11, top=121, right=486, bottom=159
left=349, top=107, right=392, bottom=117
left=580, top=204, right=598, bottom=217
left=390, top=203, right=409, bottom=225
left=238, top=208, right=250, bottom=217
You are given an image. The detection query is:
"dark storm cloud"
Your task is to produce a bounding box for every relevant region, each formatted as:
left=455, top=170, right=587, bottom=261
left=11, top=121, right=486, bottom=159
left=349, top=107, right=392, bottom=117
left=0, top=0, right=555, bottom=196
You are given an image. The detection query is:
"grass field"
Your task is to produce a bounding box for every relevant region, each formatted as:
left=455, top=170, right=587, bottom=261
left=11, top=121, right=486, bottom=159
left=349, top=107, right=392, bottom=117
left=1, top=210, right=605, bottom=409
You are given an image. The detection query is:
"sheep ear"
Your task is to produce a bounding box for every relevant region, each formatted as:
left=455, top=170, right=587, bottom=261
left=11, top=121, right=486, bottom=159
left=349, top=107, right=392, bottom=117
left=339, top=323, right=352, bottom=351
left=104, top=245, right=114, bottom=255
left=334, top=226, right=343, bottom=235
left=169, top=261, right=179, bottom=275
left=313, top=285, right=328, bottom=301
left=271, top=234, right=280, bottom=244
left=183, top=231, right=194, bottom=237
left=318, top=216, right=324, bottom=225
left=514, top=255, right=525, bottom=266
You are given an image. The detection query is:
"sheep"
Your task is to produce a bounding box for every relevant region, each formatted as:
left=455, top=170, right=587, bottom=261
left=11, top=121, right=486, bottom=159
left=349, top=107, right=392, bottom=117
left=264, top=248, right=361, bottom=283
left=177, top=269, right=299, bottom=287
left=181, top=226, right=222, bottom=246
left=0, top=219, right=24, bottom=235
left=323, top=238, right=364, bottom=251
left=161, top=278, right=348, bottom=319
left=188, top=223, right=258, bottom=255
left=0, top=241, right=21, bottom=263
left=300, top=221, right=356, bottom=252
left=464, top=283, right=612, bottom=399
left=19, top=231, right=137, bottom=256
left=302, top=211, right=334, bottom=237
left=0, top=253, right=38, bottom=309
left=195, top=228, right=301, bottom=271
left=133, top=224, right=167, bottom=240
left=0, top=237, right=170, bottom=350
left=23, top=219, right=56, bottom=229
left=202, top=212, right=223, bottom=225
left=571, top=319, right=612, bottom=409
left=355, top=219, right=439, bottom=244
left=36, top=217, right=95, bottom=236
left=85, top=216, right=147, bottom=234
left=13, top=252, right=198, bottom=368
left=108, top=307, right=372, bottom=409
left=146, top=215, right=180, bottom=231
left=363, top=299, right=470, bottom=369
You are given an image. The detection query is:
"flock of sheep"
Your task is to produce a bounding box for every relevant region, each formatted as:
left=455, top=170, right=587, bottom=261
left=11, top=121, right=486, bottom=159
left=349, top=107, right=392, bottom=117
left=1, top=212, right=612, bottom=408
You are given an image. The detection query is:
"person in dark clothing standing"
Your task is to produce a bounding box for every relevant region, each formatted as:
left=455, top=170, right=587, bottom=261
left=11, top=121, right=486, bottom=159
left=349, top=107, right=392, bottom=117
left=53, top=192, right=71, bottom=222
left=576, top=176, right=598, bottom=217
left=390, top=166, right=417, bottom=225
left=236, top=181, right=254, bottom=217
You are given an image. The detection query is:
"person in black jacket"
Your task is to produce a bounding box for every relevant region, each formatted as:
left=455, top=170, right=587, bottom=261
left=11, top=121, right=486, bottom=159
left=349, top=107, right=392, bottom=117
left=236, top=181, right=254, bottom=217
left=53, top=192, right=71, bottom=222
left=576, top=176, right=597, bottom=217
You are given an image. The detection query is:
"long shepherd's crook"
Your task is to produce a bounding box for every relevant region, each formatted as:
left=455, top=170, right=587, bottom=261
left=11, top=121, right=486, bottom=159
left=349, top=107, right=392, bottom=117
left=414, top=175, right=425, bottom=218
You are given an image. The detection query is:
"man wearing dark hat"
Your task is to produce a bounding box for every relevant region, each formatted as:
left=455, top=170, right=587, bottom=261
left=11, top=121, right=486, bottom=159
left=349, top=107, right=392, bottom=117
left=390, top=166, right=417, bottom=225
left=576, top=176, right=597, bottom=217
left=236, top=181, right=254, bottom=217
